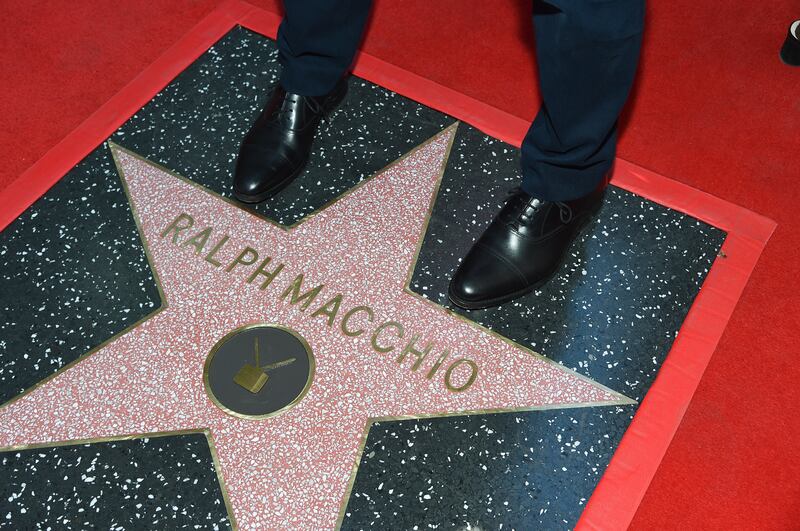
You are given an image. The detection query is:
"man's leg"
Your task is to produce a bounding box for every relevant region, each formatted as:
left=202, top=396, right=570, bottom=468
left=233, top=0, right=372, bottom=203
left=521, top=0, right=645, bottom=201
left=448, top=0, right=644, bottom=309
left=278, top=0, right=373, bottom=96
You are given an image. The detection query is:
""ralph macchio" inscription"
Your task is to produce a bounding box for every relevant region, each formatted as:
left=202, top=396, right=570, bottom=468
left=163, top=212, right=479, bottom=393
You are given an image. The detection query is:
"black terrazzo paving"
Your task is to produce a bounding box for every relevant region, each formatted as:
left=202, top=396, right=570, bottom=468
left=409, top=124, right=726, bottom=403
left=342, top=405, right=635, bottom=530
left=340, top=124, right=725, bottom=529
left=1, top=25, right=727, bottom=531
left=113, top=26, right=454, bottom=226
left=0, top=433, right=231, bottom=530
left=0, top=24, right=451, bottom=529
left=0, top=148, right=161, bottom=407
left=0, top=26, right=451, bottom=408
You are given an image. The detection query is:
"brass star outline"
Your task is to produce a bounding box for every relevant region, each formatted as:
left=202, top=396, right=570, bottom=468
left=0, top=123, right=634, bottom=529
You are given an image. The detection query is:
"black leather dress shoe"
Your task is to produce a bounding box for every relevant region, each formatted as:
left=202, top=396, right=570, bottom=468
left=233, top=79, right=347, bottom=203
left=780, top=19, right=800, bottom=66
left=448, top=180, right=607, bottom=310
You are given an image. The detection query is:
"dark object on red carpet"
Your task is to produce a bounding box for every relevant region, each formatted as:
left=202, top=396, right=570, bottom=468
left=780, top=19, right=800, bottom=65
left=0, top=1, right=798, bottom=529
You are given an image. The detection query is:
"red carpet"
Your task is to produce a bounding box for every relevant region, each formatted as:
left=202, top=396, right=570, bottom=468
left=1, top=1, right=798, bottom=528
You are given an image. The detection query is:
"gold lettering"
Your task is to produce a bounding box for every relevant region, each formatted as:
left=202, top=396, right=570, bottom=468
left=341, top=306, right=374, bottom=337
left=160, top=212, right=194, bottom=243
left=371, top=321, right=404, bottom=353
left=310, top=294, right=343, bottom=326
left=246, top=257, right=284, bottom=290
left=205, top=235, right=230, bottom=267
left=444, top=359, right=478, bottom=392
left=425, top=348, right=451, bottom=379
left=182, top=226, right=212, bottom=255
left=396, top=334, right=432, bottom=371
left=280, top=274, right=324, bottom=310
left=225, top=246, right=259, bottom=272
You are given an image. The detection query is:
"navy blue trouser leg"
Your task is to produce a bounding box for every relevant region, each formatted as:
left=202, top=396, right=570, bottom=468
left=276, top=1, right=644, bottom=200
left=520, top=0, right=645, bottom=201
left=278, top=0, right=373, bottom=96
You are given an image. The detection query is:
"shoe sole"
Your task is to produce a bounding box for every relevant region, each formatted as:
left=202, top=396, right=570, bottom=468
left=446, top=202, right=602, bottom=311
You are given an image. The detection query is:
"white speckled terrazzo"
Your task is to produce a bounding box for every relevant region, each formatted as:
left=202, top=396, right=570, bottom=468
left=0, top=128, right=625, bottom=529
left=0, top=433, right=230, bottom=529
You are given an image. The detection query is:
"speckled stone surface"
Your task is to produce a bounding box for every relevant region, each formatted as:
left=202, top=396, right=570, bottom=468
left=340, top=124, right=725, bottom=529
left=0, top=25, right=454, bottom=529
left=0, top=25, right=727, bottom=531
left=113, top=26, right=455, bottom=226
left=343, top=405, right=635, bottom=530
left=0, top=26, right=452, bottom=410
left=1, top=131, right=628, bottom=530
left=409, top=124, right=726, bottom=403
left=0, top=148, right=161, bottom=406
left=0, top=433, right=231, bottom=530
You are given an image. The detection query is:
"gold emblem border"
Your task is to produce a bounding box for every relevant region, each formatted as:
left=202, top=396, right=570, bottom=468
left=203, top=323, right=316, bottom=420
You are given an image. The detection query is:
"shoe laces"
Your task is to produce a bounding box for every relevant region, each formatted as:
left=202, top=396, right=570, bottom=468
left=506, top=186, right=573, bottom=225
left=267, top=88, right=325, bottom=123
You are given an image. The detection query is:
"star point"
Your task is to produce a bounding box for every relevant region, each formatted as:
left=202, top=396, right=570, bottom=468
left=1, top=126, right=630, bottom=529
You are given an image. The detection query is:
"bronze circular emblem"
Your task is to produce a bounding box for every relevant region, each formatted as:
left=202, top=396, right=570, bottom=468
left=203, top=324, right=315, bottom=419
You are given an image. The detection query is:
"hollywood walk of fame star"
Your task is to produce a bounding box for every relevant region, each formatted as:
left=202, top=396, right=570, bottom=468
left=0, top=124, right=633, bottom=529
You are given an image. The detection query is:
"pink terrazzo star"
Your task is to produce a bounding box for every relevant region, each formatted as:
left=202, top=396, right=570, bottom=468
left=0, top=125, right=631, bottom=529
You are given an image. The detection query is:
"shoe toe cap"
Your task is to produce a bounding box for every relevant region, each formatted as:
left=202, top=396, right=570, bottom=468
left=233, top=145, right=295, bottom=198
left=448, top=244, right=527, bottom=306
